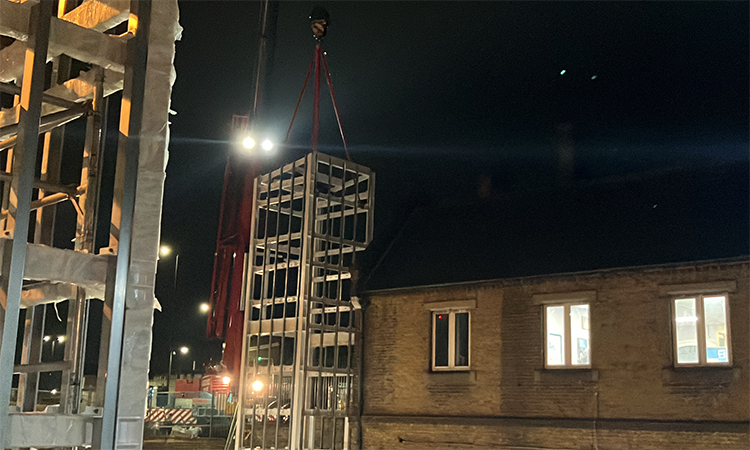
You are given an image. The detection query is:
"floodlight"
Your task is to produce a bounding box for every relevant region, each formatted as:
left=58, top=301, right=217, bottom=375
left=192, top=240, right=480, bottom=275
left=242, top=136, right=255, bottom=150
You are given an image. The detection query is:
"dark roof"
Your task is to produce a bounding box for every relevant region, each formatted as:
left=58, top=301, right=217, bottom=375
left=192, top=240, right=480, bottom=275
left=361, top=162, right=749, bottom=291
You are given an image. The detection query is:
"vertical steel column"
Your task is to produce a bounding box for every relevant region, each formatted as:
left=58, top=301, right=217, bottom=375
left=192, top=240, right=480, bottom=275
left=0, top=1, right=53, bottom=447
left=61, top=65, right=105, bottom=414
left=99, top=1, right=151, bottom=448
left=17, top=304, right=45, bottom=411
left=236, top=173, right=260, bottom=449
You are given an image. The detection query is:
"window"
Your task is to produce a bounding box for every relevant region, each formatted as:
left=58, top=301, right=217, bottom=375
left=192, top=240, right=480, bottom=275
left=432, top=311, right=470, bottom=371
left=673, top=295, right=731, bottom=366
left=544, top=303, right=590, bottom=368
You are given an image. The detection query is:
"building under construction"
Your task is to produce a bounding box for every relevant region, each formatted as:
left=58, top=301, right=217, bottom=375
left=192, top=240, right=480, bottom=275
left=0, top=0, right=179, bottom=448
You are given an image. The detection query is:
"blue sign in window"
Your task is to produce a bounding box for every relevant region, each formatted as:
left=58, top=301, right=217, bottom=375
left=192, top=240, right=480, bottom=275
left=706, top=347, right=728, bottom=363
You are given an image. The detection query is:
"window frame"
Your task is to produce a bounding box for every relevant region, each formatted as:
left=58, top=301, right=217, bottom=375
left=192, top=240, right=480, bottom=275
left=672, top=293, right=732, bottom=367
left=431, top=310, right=471, bottom=372
left=543, top=302, right=591, bottom=369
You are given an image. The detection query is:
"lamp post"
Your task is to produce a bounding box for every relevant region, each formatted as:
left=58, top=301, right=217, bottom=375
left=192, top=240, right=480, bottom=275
left=44, top=335, right=65, bottom=359
left=166, top=346, right=188, bottom=407
left=159, top=245, right=179, bottom=290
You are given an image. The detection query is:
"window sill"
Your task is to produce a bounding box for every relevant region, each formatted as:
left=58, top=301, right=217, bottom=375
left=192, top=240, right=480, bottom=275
left=534, top=368, right=599, bottom=383
left=427, top=370, right=476, bottom=385
left=662, top=365, right=740, bottom=386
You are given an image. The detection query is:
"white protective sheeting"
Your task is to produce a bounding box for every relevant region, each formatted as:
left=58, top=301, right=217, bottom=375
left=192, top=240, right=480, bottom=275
left=0, top=239, right=111, bottom=307
left=61, top=0, right=130, bottom=32
left=8, top=412, right=98, bottom=447
left=0, top=0, right=129, bottom=83
left=0, top=67, right=123, bottom=130
left=114, top=2, right=181, bottom=447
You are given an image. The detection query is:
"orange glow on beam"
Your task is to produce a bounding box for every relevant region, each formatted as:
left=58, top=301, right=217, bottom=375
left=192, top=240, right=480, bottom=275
left=21, top=49, right=35, bottom=111
left=128, top=13, right=138, bottom=34
left=57, top=0, right=67, bottom=18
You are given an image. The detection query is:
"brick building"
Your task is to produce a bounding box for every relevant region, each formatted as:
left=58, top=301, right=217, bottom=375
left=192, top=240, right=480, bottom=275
left=360, top=258, right=748, bottom=449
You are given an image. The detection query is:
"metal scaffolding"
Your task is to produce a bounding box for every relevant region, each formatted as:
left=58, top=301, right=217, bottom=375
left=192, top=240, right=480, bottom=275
left=236, top=152, right=374, bottom=450
left=0, top=0, right=179, bottom=448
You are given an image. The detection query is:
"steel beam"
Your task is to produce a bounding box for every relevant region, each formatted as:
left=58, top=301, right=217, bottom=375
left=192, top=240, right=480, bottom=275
left=0, top=1, right=53, bottom=447
left=99, top=1, right=151, bottom=448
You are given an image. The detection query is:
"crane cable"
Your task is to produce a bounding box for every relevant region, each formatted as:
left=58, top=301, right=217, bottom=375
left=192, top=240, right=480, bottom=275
left=284, top=47, right=353, bottom=162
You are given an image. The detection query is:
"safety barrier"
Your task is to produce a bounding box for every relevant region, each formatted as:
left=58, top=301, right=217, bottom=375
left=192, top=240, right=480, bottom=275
left=144, top=408, right=198, bottom=425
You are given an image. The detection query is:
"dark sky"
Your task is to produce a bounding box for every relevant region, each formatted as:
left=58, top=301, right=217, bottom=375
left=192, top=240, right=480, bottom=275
left=152, top=1, right=749, bottom=375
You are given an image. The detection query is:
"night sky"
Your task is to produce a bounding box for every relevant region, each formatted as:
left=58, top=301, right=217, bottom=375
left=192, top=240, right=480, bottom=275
left=151, top=1, right=749, bottom=375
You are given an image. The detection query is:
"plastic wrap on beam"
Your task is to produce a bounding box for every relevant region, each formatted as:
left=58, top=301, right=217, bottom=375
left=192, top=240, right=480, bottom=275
left=114, top=3, right=181, bottom=446
left=8, top=413, right=98, bottom=448
left=0, top=239, right=110, bottom=305
left=62, top=0, right=130, bottom=32
left=0, top=67, right=122, bottom=130
left=0, top=0, right=129, bottom=83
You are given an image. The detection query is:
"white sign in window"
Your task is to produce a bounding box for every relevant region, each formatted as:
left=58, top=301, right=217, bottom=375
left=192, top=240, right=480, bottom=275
left=432, top=311, right=470, bottom=371
left=544, top=303, right=590, bottom=368
left=673, top=295, right=731, bottom=366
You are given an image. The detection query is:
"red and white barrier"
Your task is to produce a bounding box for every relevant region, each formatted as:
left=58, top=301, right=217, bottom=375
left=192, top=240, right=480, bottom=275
left=145, top=408, right=197, bottom=424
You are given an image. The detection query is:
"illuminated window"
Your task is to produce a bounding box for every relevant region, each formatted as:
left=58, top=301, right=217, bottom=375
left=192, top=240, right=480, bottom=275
left=544, top=303, right=590, bottom=368
left=432, top=311, right=470, bottom=371
left=673, top=295, right=731, bottom=366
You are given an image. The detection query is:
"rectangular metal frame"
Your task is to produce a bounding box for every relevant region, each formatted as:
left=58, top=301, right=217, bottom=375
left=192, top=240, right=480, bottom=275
left=237, top=152, right=374, bottom=450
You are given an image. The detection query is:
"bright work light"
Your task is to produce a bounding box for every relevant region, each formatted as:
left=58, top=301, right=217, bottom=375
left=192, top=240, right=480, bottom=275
left=242, top=136, right=255, bottom=149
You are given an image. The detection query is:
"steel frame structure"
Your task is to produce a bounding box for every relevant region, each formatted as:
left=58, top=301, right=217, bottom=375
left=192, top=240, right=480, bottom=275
left=0, top=0, right=178, bottom=448
left=236, top=152, right=374, bottom=450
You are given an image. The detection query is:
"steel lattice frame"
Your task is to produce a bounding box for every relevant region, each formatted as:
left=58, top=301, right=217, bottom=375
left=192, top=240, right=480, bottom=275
left=237, top=152, right=374, bottom=450
left=0, top=1, right=178, bottom=448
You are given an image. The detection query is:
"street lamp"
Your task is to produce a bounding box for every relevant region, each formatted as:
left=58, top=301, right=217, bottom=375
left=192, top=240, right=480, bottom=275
left=167, top=346, right=189, bottom=402
left=44, top=335, right=64, bottom=359
left=158, top=244, right=179, bottom=289
left=200, top=303, right=210, bottom=313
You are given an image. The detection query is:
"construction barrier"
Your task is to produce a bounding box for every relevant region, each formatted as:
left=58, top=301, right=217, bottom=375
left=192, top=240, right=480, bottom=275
left=145, top=408, right=198, bottom=425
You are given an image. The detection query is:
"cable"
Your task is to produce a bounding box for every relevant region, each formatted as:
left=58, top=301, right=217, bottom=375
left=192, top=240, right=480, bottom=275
left=322, top=52, right=351, bottom=161
left=284, top=49, right=315, bottom=143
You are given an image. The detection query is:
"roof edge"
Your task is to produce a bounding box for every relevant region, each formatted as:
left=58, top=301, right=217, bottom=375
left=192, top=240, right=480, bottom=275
left=363, top=256, right=750, bottom=296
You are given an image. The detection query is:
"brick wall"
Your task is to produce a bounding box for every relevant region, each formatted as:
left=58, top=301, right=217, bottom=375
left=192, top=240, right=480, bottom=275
left=361, top=259, right=749, bottom=449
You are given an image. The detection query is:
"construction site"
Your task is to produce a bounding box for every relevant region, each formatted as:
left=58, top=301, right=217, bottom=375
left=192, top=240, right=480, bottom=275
left=1, top=1, right=747, bottom=450
left=0, top=0, right=373, bottom=448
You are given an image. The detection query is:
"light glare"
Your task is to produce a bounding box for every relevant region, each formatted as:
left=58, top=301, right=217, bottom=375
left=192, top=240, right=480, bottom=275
left=222, top=376, right=231, bottom=384
left=200, top=303, right=210, bottom=313
left=180, top=346, right=189, bottom=354
left=261, top=139, right=273, bottom=151
left=242, top=136, right=255, bottom=149
left=160, top=245, right=171, bottom=257
left=252, top=380, right=264, bottom=392
left=675, top=316, right=698, bottom=323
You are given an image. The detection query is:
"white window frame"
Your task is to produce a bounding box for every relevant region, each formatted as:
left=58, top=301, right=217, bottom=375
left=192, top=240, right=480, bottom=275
left=431, top=310, right=471, bottom=371
left=672, top=293, right=732, bottom=367
left=543, top=302, right=591, bottom=369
